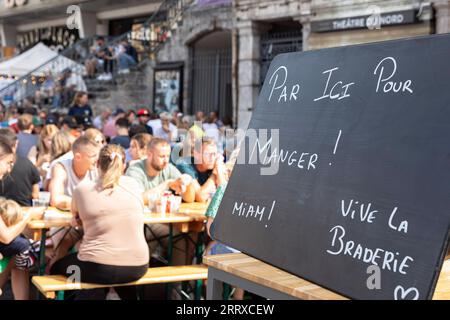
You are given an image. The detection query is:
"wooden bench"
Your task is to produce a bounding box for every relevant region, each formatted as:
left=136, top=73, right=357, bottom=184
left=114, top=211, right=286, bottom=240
left=32, top=265, right=208, bottom=299
left=203, top=253, right=450, bottom=300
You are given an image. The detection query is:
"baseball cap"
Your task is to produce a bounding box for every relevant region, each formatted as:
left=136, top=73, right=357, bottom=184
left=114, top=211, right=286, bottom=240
left=62, top=116, right=78, bottom=129
left=137, top=108, right=150, bottom=117
left=32, top=116, right=43, bottom=127
left=113, top=108, right=125, bottom=116
left=46, top=115, right=58, bottom=125
left=82, top=116, right=92, bottom=127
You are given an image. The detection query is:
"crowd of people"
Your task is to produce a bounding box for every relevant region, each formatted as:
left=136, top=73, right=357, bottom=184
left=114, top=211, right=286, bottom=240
left=0, top=89, right=240, bottom=300
left=85, top=36, right=139, bottom=80
left=1, top=36, right=139, bottom=112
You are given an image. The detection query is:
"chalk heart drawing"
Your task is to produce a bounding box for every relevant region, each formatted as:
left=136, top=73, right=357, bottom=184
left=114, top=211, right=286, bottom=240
left=394, top=285, right=419, bottom=300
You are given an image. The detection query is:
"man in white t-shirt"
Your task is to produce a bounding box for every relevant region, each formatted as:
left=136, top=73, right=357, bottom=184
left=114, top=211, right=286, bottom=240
left=49, top=137, right=100, bottom=210
left=153, top=112, right=178, bottom=144
left=48, top=137, right=100, bottom=266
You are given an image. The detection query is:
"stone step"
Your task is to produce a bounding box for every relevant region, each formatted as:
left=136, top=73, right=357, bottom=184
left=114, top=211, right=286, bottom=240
left=115, top=74, right=147, bottom=83
left=90, top=92, right=112, bottom=100
left=87, top=86, right=116, bottom=93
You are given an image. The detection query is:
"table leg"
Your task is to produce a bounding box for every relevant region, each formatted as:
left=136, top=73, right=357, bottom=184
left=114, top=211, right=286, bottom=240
left=35, top=229, right=47, bottom=300
left=195, top=278, right=203, bottom=300
left=223, top=284, right=231, bottom=300
left=206, top=267, right=298, bottom=300
left=165, top=224, right=174, bottom=300
left=206, top=268, right=224, bottom=300
left=38, top=229, right=47, bottom=276
left=56, top=291, right=65, bottom=300
left=167, top=224, right=173, bottom=265
left=195, top=231, right=204, bottom=264
left=194, top=231, right=205, bottom=300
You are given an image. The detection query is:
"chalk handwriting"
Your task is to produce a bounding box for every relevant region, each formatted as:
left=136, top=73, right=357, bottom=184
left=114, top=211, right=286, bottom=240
left=373, top=57, right=413, bottom=94
left=268, top=66, right=301, bottom=103
left=314, top=67, right=355, bottom=102
left=327, top=225, right=414, bottom=275
left=232, top=200, right=277, bottom=228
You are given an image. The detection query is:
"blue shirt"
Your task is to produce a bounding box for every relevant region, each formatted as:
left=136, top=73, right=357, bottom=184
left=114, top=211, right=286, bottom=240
left=110, top=135, right=130, bottom=149
left=17, top=132, right=38, bottom=159
left=175, top=157, right=212, bottom=185
left=68, top=104, right=93, bottom=122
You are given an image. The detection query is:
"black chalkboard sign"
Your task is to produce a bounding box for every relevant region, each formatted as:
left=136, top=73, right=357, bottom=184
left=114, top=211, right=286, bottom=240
left=211, top=34, right=450, bottom=300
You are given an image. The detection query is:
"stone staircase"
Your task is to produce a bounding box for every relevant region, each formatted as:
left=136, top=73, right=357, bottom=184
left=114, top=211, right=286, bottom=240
left=0, top=0, right=194, bottom=116
left=86, top=65, right=153, bottom=111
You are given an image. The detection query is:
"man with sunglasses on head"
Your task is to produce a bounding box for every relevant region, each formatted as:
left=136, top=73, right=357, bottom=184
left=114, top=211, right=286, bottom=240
left=176, top=137, right=227, bottom=203
left=48, top=136, right=101, bottom=267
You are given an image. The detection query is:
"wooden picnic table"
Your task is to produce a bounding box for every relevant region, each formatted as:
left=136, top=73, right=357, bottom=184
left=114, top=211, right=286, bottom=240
left=203, top=253, right=450, bottom=300
left=26, top=202, right=208, bottom=231
left=24, top=202, right=209, bottom=276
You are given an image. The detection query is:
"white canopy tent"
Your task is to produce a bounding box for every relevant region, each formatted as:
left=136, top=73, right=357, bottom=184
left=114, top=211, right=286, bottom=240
left=0, top=42, right=84, bottom=77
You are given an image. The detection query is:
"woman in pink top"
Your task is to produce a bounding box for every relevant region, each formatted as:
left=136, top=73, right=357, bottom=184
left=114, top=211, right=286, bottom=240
left=50, top=144, right=149, bottom=298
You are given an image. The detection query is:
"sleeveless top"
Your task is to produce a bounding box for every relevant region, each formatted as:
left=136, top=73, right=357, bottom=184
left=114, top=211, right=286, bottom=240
left=58, top=158, right=98, bottom=196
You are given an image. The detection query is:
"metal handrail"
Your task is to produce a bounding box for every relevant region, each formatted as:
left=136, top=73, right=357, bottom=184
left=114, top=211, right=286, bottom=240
left=0, top=0, right=194, bottom=105
left=0, top=36, right=94, bottom=95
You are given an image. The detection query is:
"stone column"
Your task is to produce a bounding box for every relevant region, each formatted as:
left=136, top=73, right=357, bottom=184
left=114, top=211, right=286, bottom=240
left=96, top=21, right=109, bottom=36
left=434, top=0, right=450, bottom=34
left=79, top=11, right=98, bottom=38
left=236, top=20, right=261, bottom=129
left=296, top=0, right=312, bottom=51
left=0, top=24, right=17, bottom=47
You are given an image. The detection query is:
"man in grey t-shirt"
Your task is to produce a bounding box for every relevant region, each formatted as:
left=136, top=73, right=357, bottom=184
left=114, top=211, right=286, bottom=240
left=126, top=138, right=196, bottom=282
left=126, top=138, right=195, bottom=203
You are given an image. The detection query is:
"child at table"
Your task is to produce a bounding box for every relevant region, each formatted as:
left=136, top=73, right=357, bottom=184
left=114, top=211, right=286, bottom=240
left=0, top=200, right=35, bottom=268
left=0, top=198, right=35, bottom=299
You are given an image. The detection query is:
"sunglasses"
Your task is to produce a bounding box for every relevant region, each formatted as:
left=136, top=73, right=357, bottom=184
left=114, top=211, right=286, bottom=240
left=95, top=137, right=106, bottom=144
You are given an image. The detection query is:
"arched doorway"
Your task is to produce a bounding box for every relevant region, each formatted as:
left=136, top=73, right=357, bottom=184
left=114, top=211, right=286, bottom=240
left=190, top=30, right=232, bottom=121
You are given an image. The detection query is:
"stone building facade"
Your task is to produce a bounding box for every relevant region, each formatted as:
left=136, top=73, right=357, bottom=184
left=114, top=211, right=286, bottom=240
left=93, top=0, right=450, bottom=127
left=233, top=0, right=450, bottom=128
left=3, top=0, right=450, bottom=127
left=91, top=2, right=235, bottom=120
left=155, top=3, right=234, bottom=118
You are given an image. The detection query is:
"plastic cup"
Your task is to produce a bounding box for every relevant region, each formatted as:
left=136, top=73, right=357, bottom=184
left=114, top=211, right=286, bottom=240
left=157, top=196, right=168, bottom=216
left=32, top=199, right=46, bottom=207
left=39, top=191, right=50, bottom=203
left=170, top=196, right=182, bottom=213
left=33, top=191, right=50, bottom=207
left=147, top=193, right=160, bottom=212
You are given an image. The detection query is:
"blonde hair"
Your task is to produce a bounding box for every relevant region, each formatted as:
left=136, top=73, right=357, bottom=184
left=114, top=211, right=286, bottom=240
left=84, top=128, right=105, bottom=146
left=148, top=137, right=169, bottom=151
left=0, top=199, right=23, bottom=227
left=17, top=114, right=33, bottom=131
left=38, top=124, right=59, bottom=155
left=98, top=144, right=125, bottom=189
left=72, top=136, right=99, bottom=153
left=51, top=131, right=74, bottom=160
